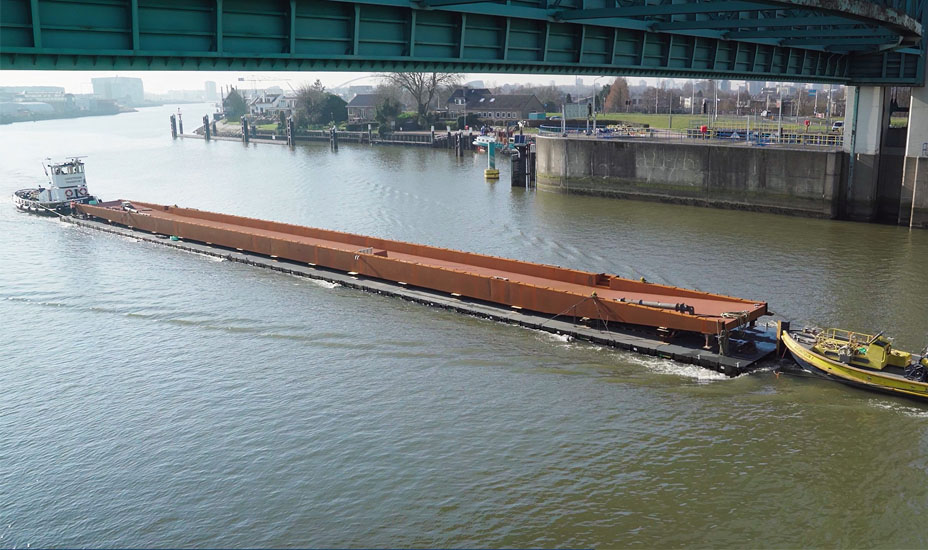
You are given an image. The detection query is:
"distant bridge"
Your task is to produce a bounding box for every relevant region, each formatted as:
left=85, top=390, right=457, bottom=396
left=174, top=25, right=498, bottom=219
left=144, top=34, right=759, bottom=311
left=1, top=0, right=925, bottom=84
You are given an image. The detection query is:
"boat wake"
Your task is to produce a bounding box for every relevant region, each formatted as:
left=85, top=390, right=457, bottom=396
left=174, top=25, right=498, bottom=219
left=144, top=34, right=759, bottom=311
left=306, top=278, right=340, bottom=289
left=867, top=399, right=928, bottom=418
left=543, top=332, right=572, bottom=344
left=624, top=354, right=732, bottom=382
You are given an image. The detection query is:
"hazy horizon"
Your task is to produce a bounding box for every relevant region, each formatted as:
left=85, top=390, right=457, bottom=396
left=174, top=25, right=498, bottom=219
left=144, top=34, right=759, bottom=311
left=0, top=70, right=773, bottom=95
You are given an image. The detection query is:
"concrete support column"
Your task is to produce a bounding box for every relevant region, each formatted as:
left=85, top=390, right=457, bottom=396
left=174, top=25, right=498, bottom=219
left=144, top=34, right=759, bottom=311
left=842, top=86, right=889, bottom=221
left=901, top=83, right=928, bottom=228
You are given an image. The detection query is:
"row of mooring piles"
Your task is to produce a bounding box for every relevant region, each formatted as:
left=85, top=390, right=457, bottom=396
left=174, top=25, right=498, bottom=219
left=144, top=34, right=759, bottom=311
left=449, top=132, right=474, bottom=157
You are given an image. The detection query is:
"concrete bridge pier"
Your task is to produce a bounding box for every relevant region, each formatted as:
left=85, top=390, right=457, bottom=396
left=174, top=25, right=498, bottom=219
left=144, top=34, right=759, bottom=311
left=900, top=84, right=928, bottom=228
left=842, top=86, right=907, bottom=224
left=842, top=86, right=895, bottom=222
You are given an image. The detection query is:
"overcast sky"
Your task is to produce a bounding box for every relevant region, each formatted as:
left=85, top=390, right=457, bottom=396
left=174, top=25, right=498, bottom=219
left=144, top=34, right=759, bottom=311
left=1, top=70, right=693, bottom=94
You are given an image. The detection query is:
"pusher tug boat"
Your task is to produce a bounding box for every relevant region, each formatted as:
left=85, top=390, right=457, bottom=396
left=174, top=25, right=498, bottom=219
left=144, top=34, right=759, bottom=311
left=780, top=326, right=928, bottom=401
left=13, top=157, right=98, bottom=215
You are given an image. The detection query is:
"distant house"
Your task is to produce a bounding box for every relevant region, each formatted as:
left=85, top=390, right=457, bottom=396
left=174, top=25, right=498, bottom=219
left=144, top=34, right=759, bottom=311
left=456, top=93, right=545, bottom=123
left=447, top=88, right=492, bottom=115
left=249, top=92, right=297, bottom=117
left=346, top=93, right=382, bottom=122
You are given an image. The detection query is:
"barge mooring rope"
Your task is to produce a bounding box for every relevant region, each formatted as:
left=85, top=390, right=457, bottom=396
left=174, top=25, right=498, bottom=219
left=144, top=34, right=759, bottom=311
left=539, top=295, right=598, bottom=329
left=538, top=293, right=616, bottom=333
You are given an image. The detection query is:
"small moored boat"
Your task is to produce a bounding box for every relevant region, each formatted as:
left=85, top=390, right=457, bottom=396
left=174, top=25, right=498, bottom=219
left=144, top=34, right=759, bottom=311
left=472, top=134, right=497, bottom=148
left=780, top=327, right=928, bottom=401
left=13, top=157, right=99, bottom=215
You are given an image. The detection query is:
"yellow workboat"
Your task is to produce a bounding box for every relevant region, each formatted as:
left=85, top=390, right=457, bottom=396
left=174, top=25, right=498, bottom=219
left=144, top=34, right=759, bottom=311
left=780, top=327, right=928, bottom=401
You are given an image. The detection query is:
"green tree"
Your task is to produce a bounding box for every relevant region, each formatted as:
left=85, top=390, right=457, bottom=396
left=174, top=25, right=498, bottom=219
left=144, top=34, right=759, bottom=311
left=294, top=79, right=328, bottom=127
left=322, top=94, right=348, bottom=124
left=375, top=97, right=401, bottom=136
left=224, top=88, right=247, bottom=120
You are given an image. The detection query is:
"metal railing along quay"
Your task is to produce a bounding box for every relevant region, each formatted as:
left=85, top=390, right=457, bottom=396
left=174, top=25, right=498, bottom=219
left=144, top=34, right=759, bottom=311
left=538, top=125, right=844, bottom=148
left=264, top=130, right=438, bottom=146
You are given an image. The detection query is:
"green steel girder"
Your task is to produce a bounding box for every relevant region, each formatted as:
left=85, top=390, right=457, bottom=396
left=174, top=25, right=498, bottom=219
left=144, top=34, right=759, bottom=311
left=0, top=0, right=925, bottom=85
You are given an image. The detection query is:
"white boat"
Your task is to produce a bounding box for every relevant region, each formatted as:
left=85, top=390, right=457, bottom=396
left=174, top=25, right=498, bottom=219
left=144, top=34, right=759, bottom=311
left=13, top=157, right=98, bottom=215
left=472, top=134, right=497, bottom=147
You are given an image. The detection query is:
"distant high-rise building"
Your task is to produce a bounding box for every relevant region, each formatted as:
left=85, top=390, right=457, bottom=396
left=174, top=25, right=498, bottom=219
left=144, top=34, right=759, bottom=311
left=205, top=81, right=217, bottom=100
left=747, top=81, right=763, bottom=95
left=719, top=80, right=732, bottom=92
left=91, top=77, right=144, bottom=105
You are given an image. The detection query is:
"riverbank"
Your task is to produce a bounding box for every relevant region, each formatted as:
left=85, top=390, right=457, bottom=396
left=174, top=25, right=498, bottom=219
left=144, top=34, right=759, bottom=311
left=0, top=106, right=136, bottom=125
left=189, top=119, right=465, bottom=148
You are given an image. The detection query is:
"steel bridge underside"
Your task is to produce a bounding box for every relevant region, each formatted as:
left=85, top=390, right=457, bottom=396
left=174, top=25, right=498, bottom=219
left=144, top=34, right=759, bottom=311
left=1, top=0, right=925, bottom=84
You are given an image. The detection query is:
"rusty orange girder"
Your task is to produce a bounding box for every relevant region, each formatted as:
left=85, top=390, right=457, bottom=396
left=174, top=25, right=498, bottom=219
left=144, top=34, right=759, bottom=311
left=79, top=200, right=768, bottom=335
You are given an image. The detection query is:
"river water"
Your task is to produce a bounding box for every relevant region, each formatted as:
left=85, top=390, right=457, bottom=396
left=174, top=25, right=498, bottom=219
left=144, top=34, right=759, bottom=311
left=1, top=104, right=927, bottom=548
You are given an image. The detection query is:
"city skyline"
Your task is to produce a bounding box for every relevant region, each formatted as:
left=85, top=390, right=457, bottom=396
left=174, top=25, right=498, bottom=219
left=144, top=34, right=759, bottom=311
left=0, top=70, right=816, bottom=96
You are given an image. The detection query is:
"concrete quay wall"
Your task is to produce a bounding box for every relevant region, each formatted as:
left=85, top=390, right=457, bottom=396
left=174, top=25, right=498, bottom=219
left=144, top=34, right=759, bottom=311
left=536, top=137, right=842, bottom=218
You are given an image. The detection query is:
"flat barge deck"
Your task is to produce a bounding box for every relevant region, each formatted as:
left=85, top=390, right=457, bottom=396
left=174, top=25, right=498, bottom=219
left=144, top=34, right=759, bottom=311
left=73, top=200, right=776, bottom=375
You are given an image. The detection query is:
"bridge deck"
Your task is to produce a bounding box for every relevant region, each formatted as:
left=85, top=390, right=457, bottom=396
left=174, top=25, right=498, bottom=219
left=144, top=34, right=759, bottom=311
left=1, top=0, right=923, bottom=84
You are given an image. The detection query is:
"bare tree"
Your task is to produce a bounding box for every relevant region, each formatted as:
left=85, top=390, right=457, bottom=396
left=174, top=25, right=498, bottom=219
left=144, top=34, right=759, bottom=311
left=381, top=72, right=461, bottom=126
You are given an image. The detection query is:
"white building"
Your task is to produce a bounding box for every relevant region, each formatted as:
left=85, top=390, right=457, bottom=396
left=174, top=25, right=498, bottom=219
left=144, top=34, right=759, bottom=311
left=249, top=92, right=298, bottom=117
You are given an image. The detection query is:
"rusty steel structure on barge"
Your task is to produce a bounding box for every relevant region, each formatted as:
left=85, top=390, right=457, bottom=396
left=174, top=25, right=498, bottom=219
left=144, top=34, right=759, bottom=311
left=78, top=200, right=768, bottom=355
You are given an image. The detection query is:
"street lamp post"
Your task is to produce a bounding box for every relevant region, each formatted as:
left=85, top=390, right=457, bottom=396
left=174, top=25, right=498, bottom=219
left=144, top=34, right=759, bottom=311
left=777, top=87, right=783, bottom=141
left=669, top=89, right=673, bottom=129
left=691, top=82, right=695, bottom=115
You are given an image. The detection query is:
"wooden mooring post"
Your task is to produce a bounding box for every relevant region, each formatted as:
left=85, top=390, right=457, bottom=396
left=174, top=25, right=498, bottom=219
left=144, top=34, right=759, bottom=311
left=202, top=115, right=211, bottom=141
left=169, top=114, right=177, bottom=139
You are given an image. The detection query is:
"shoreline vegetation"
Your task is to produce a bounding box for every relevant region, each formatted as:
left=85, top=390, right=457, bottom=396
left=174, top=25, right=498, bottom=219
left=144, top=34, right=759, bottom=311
left=0, top=100, right=210, bottom=125
left=0, top=106, right=137, bottom=125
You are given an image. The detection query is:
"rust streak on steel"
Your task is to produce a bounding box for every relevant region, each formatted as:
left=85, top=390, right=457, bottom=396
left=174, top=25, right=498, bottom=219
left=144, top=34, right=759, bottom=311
left=78, top=200, right=768, bottom=335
